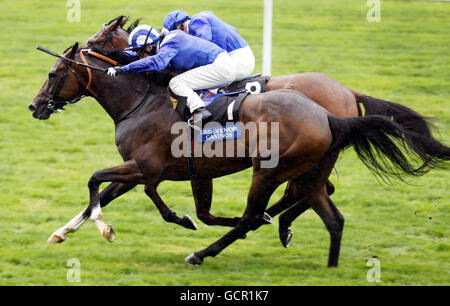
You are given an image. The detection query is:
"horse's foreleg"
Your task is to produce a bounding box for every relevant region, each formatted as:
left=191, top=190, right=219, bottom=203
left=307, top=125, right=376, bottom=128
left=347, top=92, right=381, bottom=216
left=85, top=161, right=144, bottom=242
left=191, top=179, right=240, bottom=227
left=144, top=184, right=198, bottom=230
left=100, top=182, right=137, bottom=207
left=47, top=208, right=89, bottom=244
left=277, top=199, right=310, bottom=248
left=48, top=160, right=144, bottom=244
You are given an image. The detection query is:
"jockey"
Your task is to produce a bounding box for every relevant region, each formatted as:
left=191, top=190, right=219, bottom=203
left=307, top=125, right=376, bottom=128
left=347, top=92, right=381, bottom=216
left=105, top=24, right=237, bottom=125
left=162, top=10, right=255, bottom=82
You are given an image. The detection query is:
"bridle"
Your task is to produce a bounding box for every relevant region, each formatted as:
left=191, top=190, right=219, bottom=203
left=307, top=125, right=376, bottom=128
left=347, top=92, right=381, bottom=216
left=40, top=59, right=87, bottom=112
left=40, top=49, right=118, bottom=112
left=38, top=42, right=151, bottom=124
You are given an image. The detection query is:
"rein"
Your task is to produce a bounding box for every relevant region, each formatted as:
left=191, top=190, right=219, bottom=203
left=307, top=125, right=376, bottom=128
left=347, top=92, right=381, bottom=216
left=79, top=49, right=118, bottom=90
left=79, top=50, right=150, bottom=125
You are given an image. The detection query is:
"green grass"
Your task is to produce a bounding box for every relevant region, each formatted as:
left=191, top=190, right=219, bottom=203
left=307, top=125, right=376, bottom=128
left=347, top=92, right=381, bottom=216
left=0, top=0, right=448, bottom=285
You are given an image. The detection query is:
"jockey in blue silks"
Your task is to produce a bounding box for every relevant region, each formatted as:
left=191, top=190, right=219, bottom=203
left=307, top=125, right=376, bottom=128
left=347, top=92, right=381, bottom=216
left=105, top=24, right=237, bottom=125
left=162, top=10, right=255, bottom=82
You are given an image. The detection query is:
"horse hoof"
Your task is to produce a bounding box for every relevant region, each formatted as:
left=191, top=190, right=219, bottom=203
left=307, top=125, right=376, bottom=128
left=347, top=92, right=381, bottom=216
left=185, top=253, right=203, bottom=266
left=262, top=212, right=273, bottom=224
left=47, top=234, right=65, bottom=244
left=182, top=215, right=198, bottom=230
left=102, top=224, right=115, bottom=243
left=280, top=230, right=293, bottom=248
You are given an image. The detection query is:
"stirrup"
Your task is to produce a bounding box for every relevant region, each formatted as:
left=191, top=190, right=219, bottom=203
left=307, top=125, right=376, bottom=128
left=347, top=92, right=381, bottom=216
left=187, top=118, right=201, bottom=131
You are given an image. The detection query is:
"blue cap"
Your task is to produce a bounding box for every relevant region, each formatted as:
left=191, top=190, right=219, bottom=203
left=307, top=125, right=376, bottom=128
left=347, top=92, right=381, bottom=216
left=162, top=10, right=190, bottom=32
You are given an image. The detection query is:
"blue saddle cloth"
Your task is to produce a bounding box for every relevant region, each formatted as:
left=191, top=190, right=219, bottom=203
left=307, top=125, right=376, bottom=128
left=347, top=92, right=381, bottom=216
left=195, top=89, right=246, bottom=105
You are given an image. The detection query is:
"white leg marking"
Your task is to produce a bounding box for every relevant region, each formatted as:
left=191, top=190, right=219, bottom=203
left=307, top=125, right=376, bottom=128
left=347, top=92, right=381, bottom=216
left=48, top=208, right=89, bottom=243
left=91, top=203, right=115, bottom=243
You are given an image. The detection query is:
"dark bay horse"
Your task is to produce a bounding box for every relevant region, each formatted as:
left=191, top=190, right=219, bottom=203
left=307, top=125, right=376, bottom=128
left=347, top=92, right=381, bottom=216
left=82, top=17, right=445, bottom=245
left=29, top=42, right=449, bottom=266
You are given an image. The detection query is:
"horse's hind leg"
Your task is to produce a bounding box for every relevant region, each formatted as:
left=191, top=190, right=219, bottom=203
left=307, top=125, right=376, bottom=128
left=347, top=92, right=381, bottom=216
left=186, top=171, right=281, bottom=265
left=145, top=184, right=198, bottom=230
left=265, top=181, right=306, bottom=218
left=191, top=179, right=240, bottom=227
left=317, top=196, right=344, bottom=267
left=280, top=188, right=344, bottom=267
left=279, top=153, right=344, bottom=267
left=265, top=179, right=334, bottom=219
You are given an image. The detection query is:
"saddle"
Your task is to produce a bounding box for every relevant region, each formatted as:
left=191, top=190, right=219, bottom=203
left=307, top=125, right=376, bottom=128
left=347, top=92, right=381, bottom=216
left=169, top=74, right=270, bottom=143
left=170, top=74, right=270, bottom=122
left=171, top=91, right=245, bottom=123
left=218, top=74, right=270, bottom=95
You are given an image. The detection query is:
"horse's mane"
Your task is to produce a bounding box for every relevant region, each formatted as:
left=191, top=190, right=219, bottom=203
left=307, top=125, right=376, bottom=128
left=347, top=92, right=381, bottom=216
left=126, top=18, right=142, bottom=33
left=88, top=47, right=178, bottom=87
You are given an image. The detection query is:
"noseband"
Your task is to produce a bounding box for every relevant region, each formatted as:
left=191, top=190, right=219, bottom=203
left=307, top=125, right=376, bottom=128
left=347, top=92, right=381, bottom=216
left=41, top=49, right=118, bottom=112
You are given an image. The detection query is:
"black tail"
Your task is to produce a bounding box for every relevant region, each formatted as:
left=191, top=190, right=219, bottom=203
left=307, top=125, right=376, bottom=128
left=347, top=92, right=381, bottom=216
left=357, top=95, right=450, bottom=165
left=357, top=95, right=433, bottom=137
left=328, top=114, right=450, bottom=182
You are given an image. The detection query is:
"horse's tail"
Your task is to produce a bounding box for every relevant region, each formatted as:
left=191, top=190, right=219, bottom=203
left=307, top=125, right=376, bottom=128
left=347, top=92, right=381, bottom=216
left=356, top=95, right=450, bottom=166
left=356, top=95, right=433, bottom=138
left=327, top=114, right=450, bottom=182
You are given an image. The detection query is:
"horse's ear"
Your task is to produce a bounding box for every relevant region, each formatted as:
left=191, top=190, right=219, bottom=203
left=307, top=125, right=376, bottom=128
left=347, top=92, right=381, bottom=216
left=120, top=16, right=129, bottom=27
left=111, top=15, right=128, bottom=31
left=67, top=42, right=79, bottom=59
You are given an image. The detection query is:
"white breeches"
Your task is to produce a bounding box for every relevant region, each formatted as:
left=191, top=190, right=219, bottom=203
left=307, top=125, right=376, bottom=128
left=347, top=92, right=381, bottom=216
left=229, top=45, right=255, bottom=82
left=169, top=51, right=236, bottom=113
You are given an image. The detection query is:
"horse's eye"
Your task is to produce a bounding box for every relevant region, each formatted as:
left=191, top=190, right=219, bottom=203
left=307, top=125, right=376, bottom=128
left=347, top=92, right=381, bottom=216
left=48, top=73, right=56, bottom=79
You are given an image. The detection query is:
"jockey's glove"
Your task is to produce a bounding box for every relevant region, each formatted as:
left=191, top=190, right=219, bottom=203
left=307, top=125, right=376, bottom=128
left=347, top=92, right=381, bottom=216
left=105, top=66, right=123, bottom=77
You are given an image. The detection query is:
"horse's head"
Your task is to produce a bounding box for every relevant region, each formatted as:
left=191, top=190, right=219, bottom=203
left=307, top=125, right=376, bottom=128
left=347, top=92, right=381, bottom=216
left=29, top=43, right=87, bottom=120
left=84, top=15, right=133, bottom=51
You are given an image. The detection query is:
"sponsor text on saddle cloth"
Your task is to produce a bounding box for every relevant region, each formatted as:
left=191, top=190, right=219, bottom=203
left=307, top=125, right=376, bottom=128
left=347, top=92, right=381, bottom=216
left=170, top=75, right=270, bottom=142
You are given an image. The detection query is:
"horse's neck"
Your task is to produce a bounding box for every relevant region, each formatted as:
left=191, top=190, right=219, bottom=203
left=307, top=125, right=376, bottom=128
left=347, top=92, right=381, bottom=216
left=89, top=69, right=169, bottom=123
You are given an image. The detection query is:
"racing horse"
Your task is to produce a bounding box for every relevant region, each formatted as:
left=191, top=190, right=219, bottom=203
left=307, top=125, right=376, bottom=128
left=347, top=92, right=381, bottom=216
left=81, top=17, right=445, bottom=247
left=29, top=42, right=450, bottom=266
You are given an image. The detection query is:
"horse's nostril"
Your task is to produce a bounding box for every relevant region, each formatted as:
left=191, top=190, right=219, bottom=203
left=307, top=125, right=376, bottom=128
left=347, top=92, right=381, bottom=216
left=28, top=104, right=36, bottom=112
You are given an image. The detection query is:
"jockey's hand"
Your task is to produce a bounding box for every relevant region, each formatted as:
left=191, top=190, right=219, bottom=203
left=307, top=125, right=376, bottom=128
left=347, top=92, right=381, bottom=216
left=105, top=66, right=123, bottom=77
